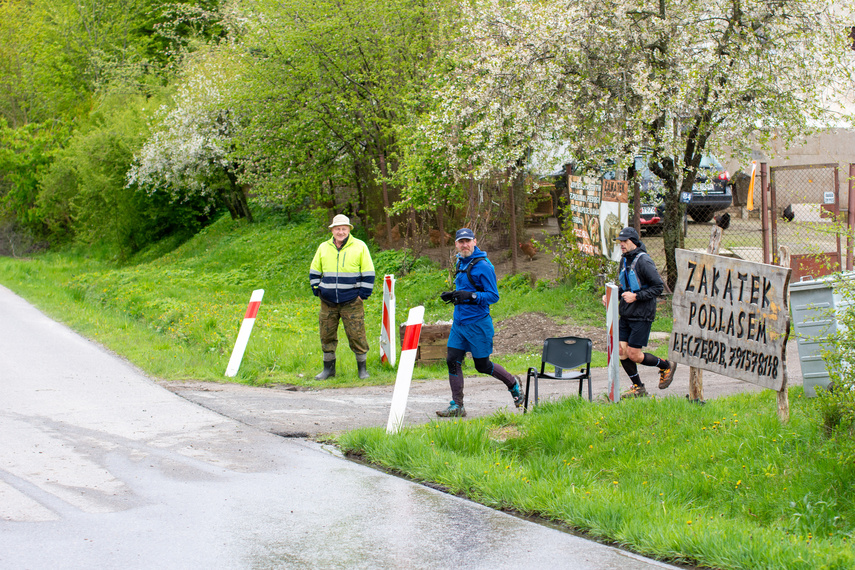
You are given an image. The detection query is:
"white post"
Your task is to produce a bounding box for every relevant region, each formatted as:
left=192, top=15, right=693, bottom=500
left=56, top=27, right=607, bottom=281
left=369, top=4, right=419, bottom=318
left=225, top=289, right=264, bottom=377
left=379, top=274, right=397, bottom=367
left=606, top=283, right=621, bottom=402
left=386, top=306, right=424, bottom=434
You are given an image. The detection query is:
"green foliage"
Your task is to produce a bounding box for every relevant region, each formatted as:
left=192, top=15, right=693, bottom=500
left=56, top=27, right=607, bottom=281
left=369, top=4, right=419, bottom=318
left=0, top=0, right=231, bottom=250
left=815, top=275, right=855, bottom=464
left=372, top=248, right=442, bottom=279
left=339, top=390, right=855, bottom=567
left=497, top=272, right=533, bottom=292
left=391, top=111, right=467, bottom=216
left=0, top=119, right=69, bottom=236
left=543, top=227, right=615, bottom=286
left=229, top=0, right=451, bottom=225
left=37, top=93, right=219, bottom=258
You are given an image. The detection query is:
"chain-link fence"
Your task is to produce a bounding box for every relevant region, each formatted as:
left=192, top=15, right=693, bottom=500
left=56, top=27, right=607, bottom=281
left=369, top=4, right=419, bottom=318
left=638, top=163, right=852, bottom=284
left=769, top=164, right=844, bottom=280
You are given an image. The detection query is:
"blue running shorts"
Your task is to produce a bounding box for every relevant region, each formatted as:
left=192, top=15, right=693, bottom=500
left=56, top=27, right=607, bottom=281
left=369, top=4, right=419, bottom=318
left=447, top=315, right=494, bottom=358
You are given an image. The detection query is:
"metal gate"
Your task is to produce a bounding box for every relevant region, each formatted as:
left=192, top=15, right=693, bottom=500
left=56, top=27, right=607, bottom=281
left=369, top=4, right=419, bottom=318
left=767, top=164, right=842, bottom=281
left=633, top=163, right=855, bottom=285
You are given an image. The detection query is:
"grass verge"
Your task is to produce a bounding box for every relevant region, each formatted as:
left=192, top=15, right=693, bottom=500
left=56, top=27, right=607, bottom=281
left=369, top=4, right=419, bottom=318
left=0, top=212, right=642, bottom=385
left=337, top=390, right=855, bottom=569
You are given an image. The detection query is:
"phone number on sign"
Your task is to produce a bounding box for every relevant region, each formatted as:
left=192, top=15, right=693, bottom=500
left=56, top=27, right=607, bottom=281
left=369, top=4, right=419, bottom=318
left=672, top=334, right=780, bottom=380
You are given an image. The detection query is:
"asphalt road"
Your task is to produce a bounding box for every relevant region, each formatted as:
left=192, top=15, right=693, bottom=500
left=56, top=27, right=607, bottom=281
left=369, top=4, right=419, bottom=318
left=161, top=328, right=798, bottom=439
left=0, top=284, right=680, bottom=569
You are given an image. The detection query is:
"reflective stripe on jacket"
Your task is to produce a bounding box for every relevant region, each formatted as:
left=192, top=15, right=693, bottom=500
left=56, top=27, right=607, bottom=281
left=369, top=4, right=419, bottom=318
left=309, top=235, right=375, bottom=304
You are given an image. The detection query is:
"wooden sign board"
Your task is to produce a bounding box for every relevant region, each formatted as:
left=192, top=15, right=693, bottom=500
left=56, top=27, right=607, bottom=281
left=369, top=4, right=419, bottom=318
left=567, top=176, right=628, bottom=262
left=669, top=250, right=791, bottom=390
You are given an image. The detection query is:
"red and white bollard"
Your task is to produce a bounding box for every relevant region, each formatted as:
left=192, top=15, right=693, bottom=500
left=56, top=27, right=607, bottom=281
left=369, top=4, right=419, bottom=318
left=379, top=274, right=396, bottom=367
left=605, top=283, right=621, bottom=402
left=386, top=306, right=424, bottom=434
left=225, top=289, right=264, bottom=377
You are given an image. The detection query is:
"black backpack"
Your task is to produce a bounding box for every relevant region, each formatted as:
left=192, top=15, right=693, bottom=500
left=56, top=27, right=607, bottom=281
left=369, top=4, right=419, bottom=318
left=455, top=257, right=485, bottom=292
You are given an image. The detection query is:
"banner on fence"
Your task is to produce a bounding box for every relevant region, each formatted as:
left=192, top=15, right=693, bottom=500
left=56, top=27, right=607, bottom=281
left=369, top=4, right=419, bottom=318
left=669, top=250, right=791, bottom=390
left=568, top=175, right=628, bottom=262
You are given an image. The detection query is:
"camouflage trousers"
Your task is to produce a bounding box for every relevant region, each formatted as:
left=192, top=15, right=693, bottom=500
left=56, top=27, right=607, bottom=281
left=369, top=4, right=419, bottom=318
left=319, top=297, right=369, bottom=355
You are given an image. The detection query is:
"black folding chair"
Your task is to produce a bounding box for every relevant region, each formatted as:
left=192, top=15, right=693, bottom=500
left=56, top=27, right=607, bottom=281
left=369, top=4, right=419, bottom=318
left=524, top=336, right=593, bottom=411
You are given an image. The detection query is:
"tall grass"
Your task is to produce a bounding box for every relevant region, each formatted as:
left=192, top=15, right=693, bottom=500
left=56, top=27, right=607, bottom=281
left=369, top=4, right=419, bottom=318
left=338, top=390, right=855, bottom=569
left=0, top=212, right=635, bottom=384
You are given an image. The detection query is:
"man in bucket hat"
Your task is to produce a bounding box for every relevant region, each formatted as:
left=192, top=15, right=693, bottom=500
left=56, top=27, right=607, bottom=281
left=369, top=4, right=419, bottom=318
left=309, top=214, right=375, bottom=380
left=602, top=226, right=676, bottom=397
left=436, top=228, right=525, bottom=417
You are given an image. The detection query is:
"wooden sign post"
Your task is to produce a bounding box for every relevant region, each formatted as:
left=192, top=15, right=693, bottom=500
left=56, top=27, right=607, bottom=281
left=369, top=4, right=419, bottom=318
left=777, top=246, right=791, bottom=422
left=669, top=249, right=792, bottom=421
left=688, top=225, right=723, bottom=401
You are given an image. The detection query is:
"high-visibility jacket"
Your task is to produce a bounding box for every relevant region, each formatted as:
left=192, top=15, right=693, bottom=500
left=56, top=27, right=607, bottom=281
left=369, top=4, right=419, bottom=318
left=309, top=235, right=375, bottom=304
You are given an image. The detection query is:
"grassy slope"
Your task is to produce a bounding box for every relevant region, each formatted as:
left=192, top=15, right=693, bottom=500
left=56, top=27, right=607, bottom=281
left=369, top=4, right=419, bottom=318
left=339, top=392, right=855, bottom=569
left=0, top=212, right=641, bottom=385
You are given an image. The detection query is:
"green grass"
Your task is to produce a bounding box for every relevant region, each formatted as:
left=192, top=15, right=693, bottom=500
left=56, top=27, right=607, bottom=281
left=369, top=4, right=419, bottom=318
left=0, top=211, right=624, bottom=385
left=338, top=390, right=855, bottom=569
left=3, top=210, right=854, bottom=567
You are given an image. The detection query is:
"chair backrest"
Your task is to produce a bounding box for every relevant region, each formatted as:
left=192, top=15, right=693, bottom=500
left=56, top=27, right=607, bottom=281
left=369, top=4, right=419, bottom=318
left=541, top=336, right=592, bottom=371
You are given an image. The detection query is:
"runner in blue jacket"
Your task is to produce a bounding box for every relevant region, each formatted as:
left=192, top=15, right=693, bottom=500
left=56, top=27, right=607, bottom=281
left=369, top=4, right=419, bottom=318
left=436, top=228, right=524, bottom=417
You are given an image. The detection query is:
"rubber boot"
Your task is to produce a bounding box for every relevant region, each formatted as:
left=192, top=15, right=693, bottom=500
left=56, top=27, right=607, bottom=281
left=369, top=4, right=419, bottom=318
left=356, top=356, right=370, bottom=380
left=315, top=356, right=336, bottom=380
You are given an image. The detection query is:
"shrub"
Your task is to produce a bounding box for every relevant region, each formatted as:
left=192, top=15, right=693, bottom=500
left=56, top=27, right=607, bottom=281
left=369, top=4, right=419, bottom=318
left=544, top=227, right=615, bottom=286
left=817, top=274, right=855, bottom=460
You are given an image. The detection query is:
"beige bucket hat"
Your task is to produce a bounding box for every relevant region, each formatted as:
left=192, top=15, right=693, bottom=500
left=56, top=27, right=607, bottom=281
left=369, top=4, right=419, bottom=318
left=328, top=214, right=353, bottom=229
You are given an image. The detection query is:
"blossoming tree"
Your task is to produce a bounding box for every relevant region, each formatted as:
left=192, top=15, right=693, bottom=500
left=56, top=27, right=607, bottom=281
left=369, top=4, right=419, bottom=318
left=421, top=0, right=854, bottom=286
left=127, top=54, right=252, bottom=221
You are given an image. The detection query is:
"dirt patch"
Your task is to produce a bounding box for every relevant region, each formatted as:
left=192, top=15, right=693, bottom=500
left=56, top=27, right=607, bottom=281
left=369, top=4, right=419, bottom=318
left=493, top=312, right=608, bottom=355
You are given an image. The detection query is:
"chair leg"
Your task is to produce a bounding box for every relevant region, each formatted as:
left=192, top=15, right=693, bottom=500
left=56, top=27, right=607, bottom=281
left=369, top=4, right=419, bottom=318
left=524, top=369, right=541, bottom=412
left=578, top=376, right=593, bottom=402
left=524, top=370, right=533, bottom=412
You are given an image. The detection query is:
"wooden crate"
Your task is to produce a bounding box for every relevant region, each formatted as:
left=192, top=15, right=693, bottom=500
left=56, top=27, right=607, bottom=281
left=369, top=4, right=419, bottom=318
left=400, top=323, right=451, bottom=365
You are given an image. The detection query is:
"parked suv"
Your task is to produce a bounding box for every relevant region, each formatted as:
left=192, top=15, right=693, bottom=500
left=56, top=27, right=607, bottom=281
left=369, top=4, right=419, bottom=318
left=633, top=154, right=733, bottom=230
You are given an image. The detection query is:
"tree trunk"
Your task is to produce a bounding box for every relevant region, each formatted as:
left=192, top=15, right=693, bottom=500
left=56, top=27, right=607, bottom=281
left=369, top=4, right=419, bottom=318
left=224, top=167, right=253, bottom=222
left=377, top=151, right=392, bottom=243
left=468, top=172, right=477, bottom=227
left=437, top=204, right=450, bottom=265
left=632, top=178, right=641, bottom=233
left=353, top=161, right=366, bottom=223
left=661, top=190, right=681, bottom=290
left=408, top=206, right=417, bottom=251
left=509, top=172, right=519, bottom=274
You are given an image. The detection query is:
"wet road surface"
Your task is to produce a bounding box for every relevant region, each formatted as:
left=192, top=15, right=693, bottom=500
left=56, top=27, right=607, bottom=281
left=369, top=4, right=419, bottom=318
left=0, top=285, right=678, bottom=569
